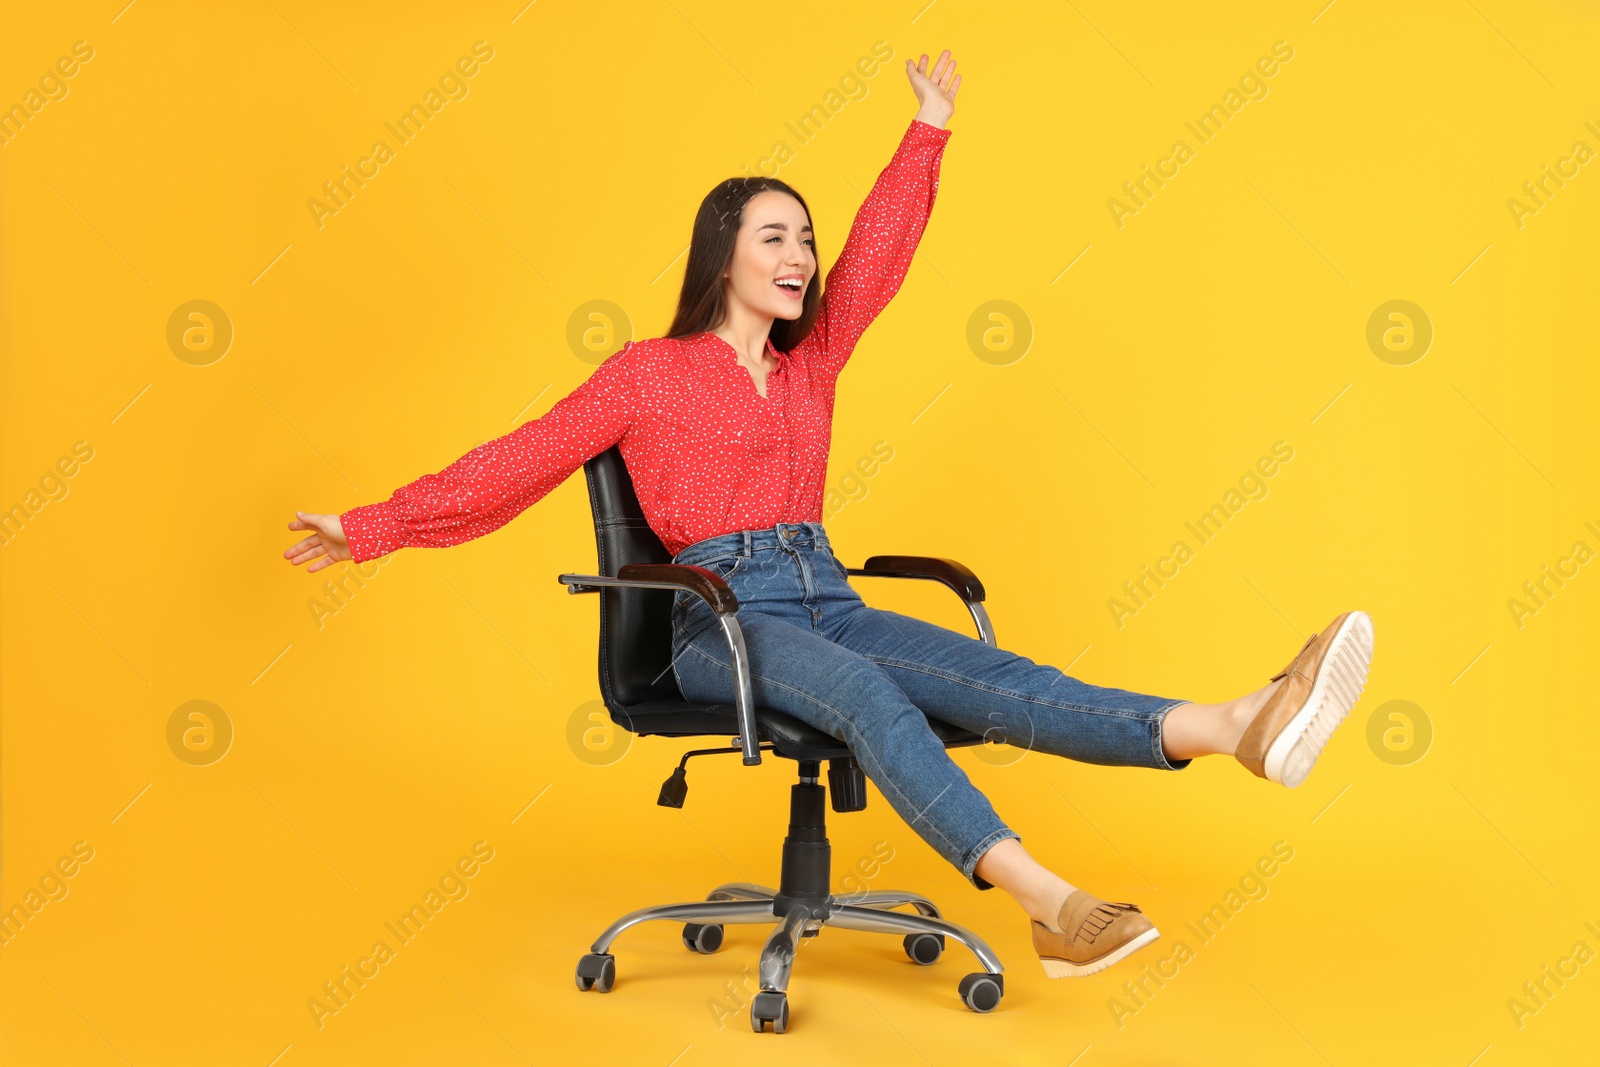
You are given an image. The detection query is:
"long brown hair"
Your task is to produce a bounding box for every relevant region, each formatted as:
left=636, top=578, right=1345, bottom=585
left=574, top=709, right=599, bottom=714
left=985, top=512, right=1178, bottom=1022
left=665, top=176, right=822, bottom=353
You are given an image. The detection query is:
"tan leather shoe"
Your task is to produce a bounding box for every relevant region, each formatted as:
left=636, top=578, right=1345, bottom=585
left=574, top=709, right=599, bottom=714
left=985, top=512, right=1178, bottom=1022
left=1031, top=890, right=1160, bottom=978
left=1235, top=610, right=1375, bottom=788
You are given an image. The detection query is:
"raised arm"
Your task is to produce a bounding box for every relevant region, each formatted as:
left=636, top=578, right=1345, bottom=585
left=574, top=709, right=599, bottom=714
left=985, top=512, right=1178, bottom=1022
left=801, top=49, right=962, bottom=380
left=319, top=344, right=639, bottom=566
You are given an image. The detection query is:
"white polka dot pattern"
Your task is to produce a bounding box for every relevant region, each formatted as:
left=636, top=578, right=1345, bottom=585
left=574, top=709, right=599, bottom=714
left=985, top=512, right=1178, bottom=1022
left=340, top=119, right=952, bottom=564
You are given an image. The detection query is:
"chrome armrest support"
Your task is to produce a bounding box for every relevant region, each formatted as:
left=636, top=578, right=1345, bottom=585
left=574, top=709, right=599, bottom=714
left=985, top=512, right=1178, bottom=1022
left=558, top=568, right=762, bottom=766
left=844, top=556, right=997, bottom=648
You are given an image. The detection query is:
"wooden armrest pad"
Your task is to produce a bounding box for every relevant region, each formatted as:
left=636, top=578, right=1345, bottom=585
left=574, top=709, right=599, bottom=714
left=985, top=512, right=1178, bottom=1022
left=856, top=555, right=986, bottom=602
left=617, top=562, right=740, bottom=614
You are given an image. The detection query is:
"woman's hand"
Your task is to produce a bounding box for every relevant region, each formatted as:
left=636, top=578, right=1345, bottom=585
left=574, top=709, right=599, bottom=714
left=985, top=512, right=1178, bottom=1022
left=284, top=510, right=352, bottom=573
left=906, top=49, right=961, bottom=129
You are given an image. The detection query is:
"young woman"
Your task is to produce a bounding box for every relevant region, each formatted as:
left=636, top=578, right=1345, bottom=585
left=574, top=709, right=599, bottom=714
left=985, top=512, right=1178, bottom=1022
left=284, top=50, right=1376, bottom=979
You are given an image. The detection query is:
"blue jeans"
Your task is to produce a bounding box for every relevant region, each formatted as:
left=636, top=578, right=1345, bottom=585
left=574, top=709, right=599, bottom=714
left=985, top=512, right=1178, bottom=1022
left=669, top=522, right=1193, bottom=891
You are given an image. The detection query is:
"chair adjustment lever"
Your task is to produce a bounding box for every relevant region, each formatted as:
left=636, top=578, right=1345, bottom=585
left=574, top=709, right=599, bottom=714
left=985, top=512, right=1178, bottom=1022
left=828, top=756, right=868, bottom=813
left=657, top=742, right=776, bottom=808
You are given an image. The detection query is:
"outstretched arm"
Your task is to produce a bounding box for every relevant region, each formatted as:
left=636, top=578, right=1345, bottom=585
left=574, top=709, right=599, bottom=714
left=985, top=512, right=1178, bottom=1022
left=802, top=49, right=963, bottom=380
left=286, top=344, right=639, bottom=570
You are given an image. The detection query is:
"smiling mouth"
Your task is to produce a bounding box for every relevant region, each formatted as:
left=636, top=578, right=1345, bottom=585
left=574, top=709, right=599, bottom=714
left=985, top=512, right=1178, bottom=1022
left=774, top=278, right=804, bottom=300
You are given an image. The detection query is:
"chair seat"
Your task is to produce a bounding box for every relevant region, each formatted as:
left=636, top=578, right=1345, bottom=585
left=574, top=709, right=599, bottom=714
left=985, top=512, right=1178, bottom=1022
left=616, top=700, right=984, bottom=762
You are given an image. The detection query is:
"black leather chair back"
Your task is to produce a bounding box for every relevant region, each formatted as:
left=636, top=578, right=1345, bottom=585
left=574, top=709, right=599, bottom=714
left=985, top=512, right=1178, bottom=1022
left=583, top=445, right=682, bottom=712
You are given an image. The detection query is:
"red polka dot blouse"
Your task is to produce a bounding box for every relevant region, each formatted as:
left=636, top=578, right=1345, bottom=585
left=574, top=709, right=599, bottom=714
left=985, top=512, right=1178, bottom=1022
left=339, top=118, right=952, bottom=564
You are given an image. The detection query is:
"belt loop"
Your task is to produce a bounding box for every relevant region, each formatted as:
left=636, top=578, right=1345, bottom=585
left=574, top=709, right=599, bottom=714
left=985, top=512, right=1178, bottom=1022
left=742, top=529, right=751, bottom=559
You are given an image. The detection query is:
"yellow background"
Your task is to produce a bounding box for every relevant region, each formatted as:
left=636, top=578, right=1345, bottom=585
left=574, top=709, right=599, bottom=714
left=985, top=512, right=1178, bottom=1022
left=4, top=1, right=1597, bottom=1063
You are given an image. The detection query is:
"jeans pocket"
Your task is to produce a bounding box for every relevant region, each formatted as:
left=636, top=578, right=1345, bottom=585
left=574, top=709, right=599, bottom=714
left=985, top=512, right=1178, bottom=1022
left=826, top=550, right=849, bottom=582
left=674, top=554, right=744, bottom=611
left=687, top=554, right=744, bottom=583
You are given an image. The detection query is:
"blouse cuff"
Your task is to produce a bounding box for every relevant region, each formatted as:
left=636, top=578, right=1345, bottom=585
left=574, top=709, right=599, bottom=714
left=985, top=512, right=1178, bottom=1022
left=340, top=501, right=407, bottom=564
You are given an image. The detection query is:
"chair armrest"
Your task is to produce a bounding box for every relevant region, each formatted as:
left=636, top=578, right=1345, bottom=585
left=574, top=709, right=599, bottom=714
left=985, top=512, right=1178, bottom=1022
left=559, top=563, right=739, bottom=614
left=846, top=555, right=997, bottom=648
left=853, top=555, right=985, bottom=602
left=620, top=563, right=740, bottom=614
left=557, top=566, right=762, bottom=766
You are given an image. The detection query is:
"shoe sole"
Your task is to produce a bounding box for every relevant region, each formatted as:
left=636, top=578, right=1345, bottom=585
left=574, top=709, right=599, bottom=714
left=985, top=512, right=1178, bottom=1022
left=1038, top=926, right=1161, bottom=978
left=1263, top=610, right=1374, bottom=788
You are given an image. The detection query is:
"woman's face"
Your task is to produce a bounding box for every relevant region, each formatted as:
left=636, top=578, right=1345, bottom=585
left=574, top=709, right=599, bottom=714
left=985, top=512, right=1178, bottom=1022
left=723, top=190, right=816, bottom=323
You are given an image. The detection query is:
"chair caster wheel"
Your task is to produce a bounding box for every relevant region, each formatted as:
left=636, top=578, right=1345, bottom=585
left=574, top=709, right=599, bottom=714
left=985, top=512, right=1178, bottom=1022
left=903, top=932, right=944, bottom=965
left=682, top=923, right=724, bottom=954
left=750, top=990, right=790, bottom=1033
left=958, top=972, right=1003, bottom=1013
left=575, top=953, right=615, bottom=993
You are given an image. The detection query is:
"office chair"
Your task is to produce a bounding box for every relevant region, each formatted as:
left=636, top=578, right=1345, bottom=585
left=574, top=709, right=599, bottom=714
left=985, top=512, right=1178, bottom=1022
left=559, top=445, right=1007, bottom=1033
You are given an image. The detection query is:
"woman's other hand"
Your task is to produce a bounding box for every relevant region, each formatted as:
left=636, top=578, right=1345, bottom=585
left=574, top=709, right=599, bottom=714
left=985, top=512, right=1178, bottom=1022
left=906, top=49, right=961, bottom=128
left=284, top=510, right=352, bottom=572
